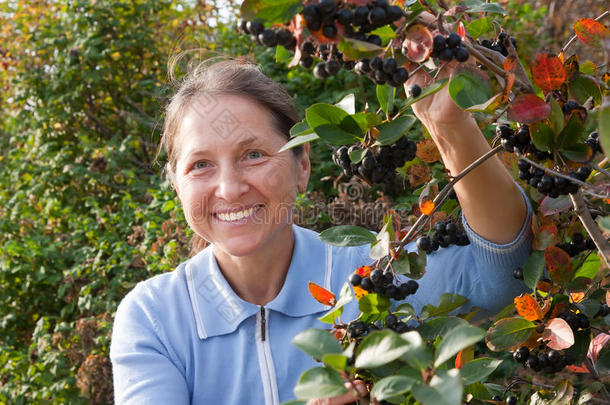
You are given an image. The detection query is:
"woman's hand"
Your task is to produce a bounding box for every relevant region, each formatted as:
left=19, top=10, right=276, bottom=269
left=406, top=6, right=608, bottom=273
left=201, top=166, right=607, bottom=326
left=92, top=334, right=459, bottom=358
left=403, top=58, right=527, bottom=244
left=306, top=380, right=368, bottom=405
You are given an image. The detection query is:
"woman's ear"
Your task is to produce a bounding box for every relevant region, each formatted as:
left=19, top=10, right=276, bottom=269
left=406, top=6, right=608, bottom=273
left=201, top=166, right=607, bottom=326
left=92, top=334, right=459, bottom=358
left=296, top=143, right=311, bottom=193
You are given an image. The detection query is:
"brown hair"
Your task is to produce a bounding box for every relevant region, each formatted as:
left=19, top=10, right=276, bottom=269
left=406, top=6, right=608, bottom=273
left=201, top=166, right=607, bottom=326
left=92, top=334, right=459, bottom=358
left=154, top=53, right=304, bottom=257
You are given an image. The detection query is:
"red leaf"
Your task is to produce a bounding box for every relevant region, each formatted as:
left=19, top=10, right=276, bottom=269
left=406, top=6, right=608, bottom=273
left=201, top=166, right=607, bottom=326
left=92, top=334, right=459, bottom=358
left=401, top=24, right=433, bottom=63
left=514, top=294, right=545, bottom=321
left=566, top=363, right=589, bottom=373
left=545, top=246, right=574, bottom=286
left=573, top=18, right=610, bottom=47
left=507, top=94, right=551, bottom=123
left=531, top=53, right=566, bottom=93
left=588, top=333, right=610, bottom=363
left=308, top=281, right=336, bottom=306
left=542, top=318, right=575, bottom=350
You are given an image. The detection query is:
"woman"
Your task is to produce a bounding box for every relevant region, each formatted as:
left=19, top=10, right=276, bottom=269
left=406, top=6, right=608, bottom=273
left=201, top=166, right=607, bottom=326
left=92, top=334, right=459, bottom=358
left=109, top=57, right=532, bottom=404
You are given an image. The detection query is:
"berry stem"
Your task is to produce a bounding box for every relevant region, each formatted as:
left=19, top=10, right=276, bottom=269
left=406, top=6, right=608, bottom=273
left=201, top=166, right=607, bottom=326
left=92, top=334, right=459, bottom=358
left=569, top=190, right=610, bottom=268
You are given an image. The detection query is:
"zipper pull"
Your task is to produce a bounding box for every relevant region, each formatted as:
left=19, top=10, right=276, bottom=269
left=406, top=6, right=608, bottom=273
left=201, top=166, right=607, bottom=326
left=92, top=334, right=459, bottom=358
left=260, top=306, right=266, bottom=341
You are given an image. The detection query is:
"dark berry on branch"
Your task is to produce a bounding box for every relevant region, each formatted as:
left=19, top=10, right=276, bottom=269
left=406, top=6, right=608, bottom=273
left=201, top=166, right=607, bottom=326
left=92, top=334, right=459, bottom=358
left=513, top=267, right=524, bottom=280
left=405, top=280, right=419, bottom=295
left=302, top=4, right=320, bottom=21
left=369, top=56, right=383, bottom=71
left=276, top=29, right=293, bottom=46
left=394, top=322, right=410, bottom=333
left=314, top=63, right=329, bottom=79
left=387, top=5, right=403, bottom=22
left=323, top=23, right=337, bottom=38
left=501, top=136, right=516, bottom=152
left=481, top=39, right=492, bottom=48
left=343, top=60, right=355, bottom=70
left=382, top=58, right=397, bottom=74
left=576, top=313, right=589, bottom=329
left=251, top=34, right=263, bottom=46
left=384, top=284, right=399, bottom=299
left=301, top=41, right=315, bottom=55
left=374, top=70, right=389, bottom=84
left=374, top=0, right=389, bottom=7
left=336, top=8, right=353, bottom=25
left=498, top=32, right=508, bottom=43
left=349, top=273, right=362, bottom=287
left=259, top=29, right=278, bottom=47
left=370, top=269, right=383, bottom=284
left=408, top=84, right=421, bottom=98
left=361, top=277, right=373, bottom=291
left=513, top=346, right=529, bottom=363
left=300, top=56, right=313, bottom=68
left=446, top=33, right=461, bottom=48
left=525, top=355, right=539, bottom=370
left=367, top=34, right=382, bottom=46
left=516, top=127, right=530, bottom=145
left=576, top=166, right=591, bottom=181
left=318, top=0, right=335, bottom=15
left=454, top=46, right=469, bottom=62
left=239, top=19, right=249, bottom=34
left=496, top=124, right=514, bottom=139
left=355, top=60, right=371, bottom=75
left=506, top=395, right=518, bottom=405
left=547, top=350, right=561, bottom=364
left=439, top=47, right=454, bottom=62
left=385, top=313, right=398, bottom=328
left=433, top=35, right=446, bottom=53
left=368, top=7, right=387, bottom=26
left=325, top=59, right=340, bottom=75
left=517, top=159, right=530, bottom=172
left=353, top=6, right=370, bottom=26
left=417, top=236, right=431, bottom=252
left=247, top=21, right=264, bottom=35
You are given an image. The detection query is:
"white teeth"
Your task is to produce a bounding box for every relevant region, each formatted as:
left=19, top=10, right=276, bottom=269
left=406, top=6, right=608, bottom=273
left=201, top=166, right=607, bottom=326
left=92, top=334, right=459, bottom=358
left=217, top=207, right=256, bottom=222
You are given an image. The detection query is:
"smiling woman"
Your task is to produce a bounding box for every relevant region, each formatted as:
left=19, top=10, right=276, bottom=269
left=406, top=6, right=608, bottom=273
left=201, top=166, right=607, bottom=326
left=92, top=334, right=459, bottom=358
left=109, top=56, right=534, bottom=404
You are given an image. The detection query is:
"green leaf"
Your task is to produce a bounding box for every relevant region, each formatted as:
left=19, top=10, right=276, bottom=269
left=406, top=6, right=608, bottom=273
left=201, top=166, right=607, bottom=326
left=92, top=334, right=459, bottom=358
left=574, top=253, right=600, bottom=279
left=569, top=74, right=602, bottom=105
left=355, top=330, right=411, bottom=368
left=290, top=119, right=313, bottom=137
left=557, top=113, right=585, bottom=149
left=377, top=84, right=396, bottom=116
left=406, top=251, right=426, bottom=279
left=319, top=225, right=376, bottom=247
left=598, top=216, right=610, bottom=232
left=599, top=101, right=610, bottom=156
left=524, top=251, right=545, bottom=291
left=465, top=93, right=502, bottom=113
left=240, top=0, right=302, bottom=23
left=418, top=316, right=470, bottom=341
left=321, top=353, right=347, bottom=371
left=305, top=103, right=360, bottom=145
left=461, top=0, right=506, bottom=14
left=369, top=25, right=397, bottom=44
left=348, top=147, right=366, bottom=163
left=394, top=302, right=416, bottom=318
left=459, top=358, right=503, bottom=385
left=359, top=293, right=391, bottom=315
left=278, top=133, right=319, bottom=153
left=400, top=331, right=433, bottom=370
left=292, top=329, right=343, bottom=360
left=412, top=369, right=463, bottom=405
left=466, top=17, right=493, bottom=39
left=434, top=324, right=486, bottom=367
left=337, top=37, right=383, bottom=60
left=335, top=93, right=356, bottom=114
left=485, top=317, right=536, bottom=352
left=351, top=112, right=383, bottom=132
left=448, top=68, right=492, bottom=110
left=530, top=123, right=554, bottom=152
left=318, top=282, right=354, bottom=324
left=549, top=97, right=565, bottom=135
left=399, top=79, right=448, bottom=113
left=377, top=115, right=417, bottom=146
left=577, top=299, right=601, bottom=318
left=294, top=367, right=348, bottom=399
left=275, top=44, right=293, bottom=64
left=421, top=293, right=469, bottom=319
left=561, top=143, right=593, bottom=162
left=371, top=375, right=415, bottom=401
left=549, top=380, right=574, bottom=405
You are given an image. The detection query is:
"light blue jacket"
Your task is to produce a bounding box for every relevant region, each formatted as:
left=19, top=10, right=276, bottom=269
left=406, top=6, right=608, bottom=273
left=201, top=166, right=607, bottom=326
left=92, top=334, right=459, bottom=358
left=110, top=195, right=533, bottom=404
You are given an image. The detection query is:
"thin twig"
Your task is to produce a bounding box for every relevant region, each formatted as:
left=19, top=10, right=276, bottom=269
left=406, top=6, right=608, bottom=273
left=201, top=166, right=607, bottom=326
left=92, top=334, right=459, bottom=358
left=588, top=161, right=610, bottom=178
left=570, top=190, right=610, bottom=268
left=562, top=11, right=610, bottom=54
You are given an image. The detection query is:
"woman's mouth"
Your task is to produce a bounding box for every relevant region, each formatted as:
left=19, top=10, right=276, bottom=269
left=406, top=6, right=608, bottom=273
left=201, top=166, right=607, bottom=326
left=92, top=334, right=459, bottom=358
left=214, top=205, right=261, bottom=222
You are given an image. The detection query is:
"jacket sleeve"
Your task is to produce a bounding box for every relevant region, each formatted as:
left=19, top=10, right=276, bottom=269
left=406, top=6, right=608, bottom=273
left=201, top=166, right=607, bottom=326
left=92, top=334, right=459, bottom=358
left=110, top=283, right=190, bottom=405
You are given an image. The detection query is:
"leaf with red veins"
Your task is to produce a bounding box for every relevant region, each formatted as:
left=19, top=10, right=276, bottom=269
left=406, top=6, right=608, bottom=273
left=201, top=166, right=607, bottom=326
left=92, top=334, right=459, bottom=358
left=542, top=318, right=575, bottom=350
left=573, top=18, right=610, bottom=47
left=507, top=93, right=551, bottom=124
left=531, top=53, right=566, bottom=93
left=545, top=245, right=574, bottom=286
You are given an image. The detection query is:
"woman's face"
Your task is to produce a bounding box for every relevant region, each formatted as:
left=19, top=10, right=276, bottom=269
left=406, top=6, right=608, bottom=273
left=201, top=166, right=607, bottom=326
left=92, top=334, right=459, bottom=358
left=173, top=94, right=310, bottom=258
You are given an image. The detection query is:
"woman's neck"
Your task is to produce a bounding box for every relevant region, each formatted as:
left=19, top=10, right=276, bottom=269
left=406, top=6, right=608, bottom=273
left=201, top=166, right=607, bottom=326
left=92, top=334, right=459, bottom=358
left=213, top=224, right=295, bottom=306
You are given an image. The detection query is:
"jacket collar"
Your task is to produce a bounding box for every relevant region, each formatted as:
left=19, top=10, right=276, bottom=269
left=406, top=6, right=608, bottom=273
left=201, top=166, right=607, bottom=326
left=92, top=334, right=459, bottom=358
left=185, top=225, right=332, bottom=340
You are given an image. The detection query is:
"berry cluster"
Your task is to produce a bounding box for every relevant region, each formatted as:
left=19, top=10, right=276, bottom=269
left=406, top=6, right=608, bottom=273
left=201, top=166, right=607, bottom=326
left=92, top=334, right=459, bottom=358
left=497, top=124, right=542, bottom=155
left=238, top=20, right=296, bottom=49
left=517, top=159, right=591, bottom=198
left=416, top=219, right=470, bottom=254
left=492, top=395, right=518, bottom=405
left=479, top=32, right=518, bottom=57
left=353, top=56, right=410, bottom=86
left=349, top=269, right=419, bottom=301
left=556, top=232, right=595, bottom=257
left=332, top=137, right=418, bottom=185
left=558, top=310, right=590, bottom=332
left=430, top=33, right=469, bottom=62
left=513, top=346, right=575, bottom=374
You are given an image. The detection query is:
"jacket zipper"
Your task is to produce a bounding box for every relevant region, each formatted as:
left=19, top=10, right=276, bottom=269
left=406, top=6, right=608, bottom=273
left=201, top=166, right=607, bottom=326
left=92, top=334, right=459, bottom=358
left=256, top=306, right=279, bottom=405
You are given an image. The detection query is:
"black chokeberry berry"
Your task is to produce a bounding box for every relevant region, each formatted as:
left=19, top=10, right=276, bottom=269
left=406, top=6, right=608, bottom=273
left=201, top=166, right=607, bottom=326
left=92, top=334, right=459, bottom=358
left=349, top=273, right=362, bottom=286
left=496, top=124, right=514, bottom=139
left=513, top=346, right=529, bottom=363
left=318, top=0, right=335, bottom=15
left=360, top=277, right=373, bottom=291
left=506, top=395, right=518, bottom=405
left=408, top=84, right=421, bottom=98
left=382, top=58, right=397, bottom=74
left=385, top=313, right=398, bottom=328
left=322, top=24, right=337, bottom=38
left=446, top=33, right=461, bottom=48
left=300, top=56, right=314, bottom=69
left=417, top=236, right=432, bottom=252
left=513, top=267, right=524, bottom=280
left=276, top=29, right=293, bottom=47
left=246, top=20, right=264, bottom=36
left=405, top=280, right=419, bottom=295
left=325, top=59, right=340, bottom=75
left=368, top=7, right=387, bottom=26
left=259, top=29, right=277, bottom=47
left=314, top=62, right=329, bottom=79
left=454, top=46, right=469, bottom=62
left=367, top=34, right=382, bottom=47
left=394, top=321, right=409, bottom=333
left=392, top=68, right=409, bottom=85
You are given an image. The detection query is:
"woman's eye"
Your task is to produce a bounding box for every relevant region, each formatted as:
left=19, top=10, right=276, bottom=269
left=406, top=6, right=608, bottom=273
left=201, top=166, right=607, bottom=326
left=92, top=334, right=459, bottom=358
left=193, top=161, right=209, bottom=170
left=247, top=151, right=262, bottom=160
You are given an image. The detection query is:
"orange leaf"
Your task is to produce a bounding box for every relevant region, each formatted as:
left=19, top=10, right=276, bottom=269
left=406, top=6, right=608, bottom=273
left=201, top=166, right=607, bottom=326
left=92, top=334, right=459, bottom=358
left=566, top=363, right=589, bottom=373
left=531, top=53, right=566, bottom=93
left=419, top=198, right=435, bottom=216
left=545, top=246, right=574, bottom=286
left=455, top=345, right=474, bottom=369
left=504, top=55, right=517, bottom=72
left=542, top=318, right=575, bottom=350
left=507, top=93, right=551, bottom=124
left=514, top=294, right=545, bottom=321
left=402, top=24, right=433, bottom=63
left=570, top=292, right=585, bottom=303
left=308, top=281, right=336, bottom=306
left=416, top=139, right=441, bottom=163
left=406, top=164, right=431, bottom=187
left=353, top=285, right=369, bottom=301
left=355, top=265, right=373, bottom=277
left=573, top=18, right=610, bottom=47
left=502, top=72, right=515, bottom=103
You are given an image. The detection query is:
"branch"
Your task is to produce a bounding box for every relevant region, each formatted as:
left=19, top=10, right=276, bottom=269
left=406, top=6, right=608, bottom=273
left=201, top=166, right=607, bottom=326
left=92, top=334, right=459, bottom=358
left=570, top=190, right=610, bottom=268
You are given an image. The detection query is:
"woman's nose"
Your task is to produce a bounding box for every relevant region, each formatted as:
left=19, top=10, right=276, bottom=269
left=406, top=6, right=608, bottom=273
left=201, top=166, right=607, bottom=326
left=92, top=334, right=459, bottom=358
left=214, top=164, right=249, bottom=201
